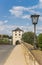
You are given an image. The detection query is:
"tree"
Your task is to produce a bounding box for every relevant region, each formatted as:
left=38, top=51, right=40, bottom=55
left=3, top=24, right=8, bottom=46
left=9, top=36, right=12, bottom=39
left=0, top=34, right=10, bottom=45
left=3, top=35, right=9, bottom=38
left=22, top=32, right=34, bottom=45
left=38, top=33, right=42, bottom=49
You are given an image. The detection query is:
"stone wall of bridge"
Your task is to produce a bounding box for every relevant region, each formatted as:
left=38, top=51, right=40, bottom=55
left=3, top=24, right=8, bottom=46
left=21, top=43, right=40, bottom=65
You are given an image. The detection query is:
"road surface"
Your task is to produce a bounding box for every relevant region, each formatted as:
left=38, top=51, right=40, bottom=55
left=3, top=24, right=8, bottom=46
left=4, top=44, right=29, bottom=65
left=0, top=45, right=14, bottom=65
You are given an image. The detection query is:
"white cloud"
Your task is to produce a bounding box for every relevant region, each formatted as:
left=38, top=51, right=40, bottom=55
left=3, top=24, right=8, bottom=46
left=4, top=20, right=8, bottom=23
left=37, top=0, right=42, bottom=9
left=39, top=0, right=42, bottom=2
left=9, top=0, right=42, bottom=18
left=36, top=26, right=42, bottom=34
left=0, top=21, right=4, bottom=25
left=0, top=22, right=42, bottom=35
left=39, top=16, right=42, bottom=21
left=0, top=26, right=5, bottom=31
left=9, top=6, right=24, bottom=17
left=0, top=20, right=9, bottom=35
left=0, top=20, right=8, bottom=25
left=9, top=5, right=41, bottom=19
left=37, top=26, right=42, bottom=31
left=38, top=2, right=42, bottom=9
left=22, top=15, right=30, bottom=19
left=9, top=5, right=40, bottom=19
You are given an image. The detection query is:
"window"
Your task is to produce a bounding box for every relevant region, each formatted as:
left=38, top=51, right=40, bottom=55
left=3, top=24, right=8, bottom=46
left=19, top=34, right=21, bottom=36
left=15, top=34, right=17, bottom=36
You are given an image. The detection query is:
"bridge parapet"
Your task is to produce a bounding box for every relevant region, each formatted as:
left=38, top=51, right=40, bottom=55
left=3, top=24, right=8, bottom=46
left=21, top=42, right=41, bottom=65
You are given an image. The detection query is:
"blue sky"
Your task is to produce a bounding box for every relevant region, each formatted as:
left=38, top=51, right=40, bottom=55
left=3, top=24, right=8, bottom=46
left=0, top=0, right=42, bottom=35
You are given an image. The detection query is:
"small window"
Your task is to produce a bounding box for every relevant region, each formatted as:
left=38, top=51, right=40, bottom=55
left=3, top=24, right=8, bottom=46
left=15, top=34, right=17, bottom=36
left=19, top=34, right=21, bottom=36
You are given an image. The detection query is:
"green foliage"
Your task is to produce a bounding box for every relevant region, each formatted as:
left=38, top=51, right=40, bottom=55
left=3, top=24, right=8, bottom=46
left=0, top=34, right=12, bottom=39
left=38, top=34, right=42, bottom=44
left=3, top=38, right=9, bottom=44
left=3, top=35, right=9, bottom=38
left=9, top=36, right=12, bottom=39
left=38, top=33, right=42, bottom=50
left=22, top=32, right=34, bottom=45
left=0, top=38, right=10, bottom=45
left=0, top=34, right=12, bottom=45
left=0, top=39, right=3, bottom=44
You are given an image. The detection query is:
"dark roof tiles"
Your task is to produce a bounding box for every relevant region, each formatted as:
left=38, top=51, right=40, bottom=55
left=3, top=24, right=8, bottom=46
left=12, top=28, right=23, bottom=32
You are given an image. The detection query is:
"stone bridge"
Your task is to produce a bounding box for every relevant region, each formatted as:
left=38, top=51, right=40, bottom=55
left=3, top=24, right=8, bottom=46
left=4, top=42, right=41, bottom=65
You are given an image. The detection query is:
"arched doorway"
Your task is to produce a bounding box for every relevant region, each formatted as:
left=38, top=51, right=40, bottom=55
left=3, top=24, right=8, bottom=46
left=15, top=40, right=20, bottom=45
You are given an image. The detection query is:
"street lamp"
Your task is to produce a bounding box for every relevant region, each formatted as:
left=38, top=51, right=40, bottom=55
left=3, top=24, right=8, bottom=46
left=31, top=14, right=40, bottom=49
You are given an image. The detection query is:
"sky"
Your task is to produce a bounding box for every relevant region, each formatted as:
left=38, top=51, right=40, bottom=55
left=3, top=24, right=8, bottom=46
left=0, top=0, right=42, bottom=35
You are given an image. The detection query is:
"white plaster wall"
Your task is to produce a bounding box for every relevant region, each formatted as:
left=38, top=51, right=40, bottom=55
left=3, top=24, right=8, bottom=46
left=12, top=31, right=23, bottom=45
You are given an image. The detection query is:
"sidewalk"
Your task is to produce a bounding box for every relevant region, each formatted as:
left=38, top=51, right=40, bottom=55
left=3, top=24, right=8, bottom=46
left=4, top=44, right=29, bottom=65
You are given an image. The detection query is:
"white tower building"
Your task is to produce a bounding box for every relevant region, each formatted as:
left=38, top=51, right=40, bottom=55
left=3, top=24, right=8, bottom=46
left=12, top=28, right=23, bottom=45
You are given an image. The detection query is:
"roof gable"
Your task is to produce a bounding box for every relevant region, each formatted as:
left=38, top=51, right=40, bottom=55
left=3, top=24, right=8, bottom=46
left=12, top=28, right=23, bottom=32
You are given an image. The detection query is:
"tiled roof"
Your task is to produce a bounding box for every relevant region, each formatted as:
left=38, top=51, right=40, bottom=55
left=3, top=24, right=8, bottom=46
left=12, top=28, right=23, bottom=31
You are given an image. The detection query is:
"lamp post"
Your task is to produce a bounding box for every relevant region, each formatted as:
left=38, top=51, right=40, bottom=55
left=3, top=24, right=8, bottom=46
left=31, top=14, right=40, bottom=49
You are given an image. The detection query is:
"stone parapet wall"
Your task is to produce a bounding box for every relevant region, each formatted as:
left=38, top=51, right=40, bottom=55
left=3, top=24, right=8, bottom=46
left=21, top=43, right=40, bottom=65
left=28, top=50, right=40, bottom=65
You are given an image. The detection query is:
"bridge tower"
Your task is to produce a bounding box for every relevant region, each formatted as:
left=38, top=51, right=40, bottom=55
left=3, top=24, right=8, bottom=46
left=12, top=28, right=23, bottom=45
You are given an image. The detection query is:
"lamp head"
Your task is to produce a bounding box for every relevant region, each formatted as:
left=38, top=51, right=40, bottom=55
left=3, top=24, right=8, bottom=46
left=31, top=14, right=40, bottom=24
